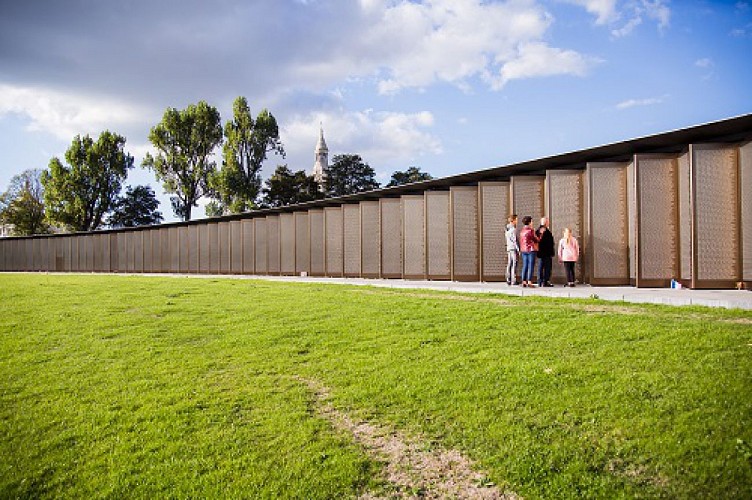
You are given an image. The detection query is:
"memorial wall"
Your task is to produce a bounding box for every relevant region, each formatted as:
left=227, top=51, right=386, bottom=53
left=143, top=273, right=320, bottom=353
left=1, top=115, right=751, bottom=289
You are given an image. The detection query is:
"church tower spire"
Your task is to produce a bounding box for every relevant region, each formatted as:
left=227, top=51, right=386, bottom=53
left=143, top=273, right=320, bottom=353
left=312, top=123, right=328, bottom=189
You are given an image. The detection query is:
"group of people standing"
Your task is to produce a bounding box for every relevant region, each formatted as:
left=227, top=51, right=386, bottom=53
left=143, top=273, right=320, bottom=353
left=505, top=214, right=580, bottom=287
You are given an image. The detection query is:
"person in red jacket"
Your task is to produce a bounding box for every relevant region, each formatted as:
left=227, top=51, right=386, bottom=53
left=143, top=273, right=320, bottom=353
left=519, top=216, right=539, bottom=287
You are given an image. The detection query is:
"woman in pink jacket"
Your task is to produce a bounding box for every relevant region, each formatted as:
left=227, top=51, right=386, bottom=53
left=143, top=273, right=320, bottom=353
left=557, top=227, right=580, bottom=287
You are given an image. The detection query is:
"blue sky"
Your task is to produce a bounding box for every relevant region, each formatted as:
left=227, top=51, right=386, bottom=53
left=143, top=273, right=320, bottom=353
left=1, top=0, right=750, bottom=221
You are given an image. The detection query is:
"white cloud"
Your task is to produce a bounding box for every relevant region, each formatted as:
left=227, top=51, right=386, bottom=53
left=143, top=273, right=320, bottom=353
left=562, top=0, right=618, bottom=25
left=611, top=0, right=670, bottom=38
left=491, top=42, right=595, bottom=89
left=695, top=58, right=713, bottom=68
left=0, top=83, right=153, bottom=142
left=615, top=96, right=664, bottom=109
left=611, top=16, right=642, bottom=37
left=281, top=109, right=442, bottom=174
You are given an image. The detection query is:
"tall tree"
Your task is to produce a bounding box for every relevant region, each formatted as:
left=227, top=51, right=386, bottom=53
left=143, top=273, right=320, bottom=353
left=324, top=154, right=380, bottom=197
left=107, top=185, right=163, bottom=228
left=386, top=166, right=433, bottom=187
left=0, top=169, right=50, bottom=235
left=143, top=101, right=222, bottom=221
left=210, top=97, right=285, bottom=214
left=261, top=165, right=322, bottom=208
left=42, top=131, right=133, bottom=231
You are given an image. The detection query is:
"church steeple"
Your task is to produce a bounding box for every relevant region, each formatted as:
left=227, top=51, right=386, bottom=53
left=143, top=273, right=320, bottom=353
left=312, top=124, right=328, bottom=189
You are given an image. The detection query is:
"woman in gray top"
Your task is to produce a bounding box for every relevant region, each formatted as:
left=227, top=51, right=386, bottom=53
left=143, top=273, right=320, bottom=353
left=505, top=214, right=519, bottom=285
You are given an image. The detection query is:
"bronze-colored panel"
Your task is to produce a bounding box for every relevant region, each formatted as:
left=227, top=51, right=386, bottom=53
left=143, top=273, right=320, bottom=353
left=740, top=141, right=752, bottom=282
left=230, top=221, right=243, bottom=274
left=343, top=204, right=361, bottom=277
left=45, top=237, right=55, bottom=272
left=218, top=222, right=230, bottom=274
left=451, top=186, right=480, bottom=281
left=511, top=176, right=545, bottom=233
left=402, top=195, right=425, bottom=279
left=426, top=191, right=450, bottom=280
left=380, top=198, right=402, bottom=279
left=151, top=229, right=161, bottom=273
left=144, top=230, right=155, bottom=273
left=168, top=227, right=179, bottom=273
left=160, top=227, right=171, bottom=273
left=587, top=162, right=630, bottom=285
left=199, top=224, right=210, bottom=273
left=295, top=212, right=309, bottom=275
left=678, top=152, right=692, bottom=282
left=93, top=234, right=103, bottom=272
left=255, top=218, right=268, bottom=274
left=126, top=231, right=136, bottom=272
left=479, top=182, right=509, bottom=282
left=360, top=201, right=380, bottom=278
left=325, top=207, right=344, bottom=277
left=267, top=216, right=280, bottom=275
left=635, top=155, right=679, bottom=287
left=189, top=225, right=200, bottom=273
left=86, top=235, right=95, bottom=271
left=69, top=236, right=80, bottom=272
left=132, top=232, right=143, bottom=273
left=242, top=220, right=254, bottom=274
left=280, top=213, right=295, bottom=275
left=546, top=171, right=584, bottom=284
left=33, top=238, right=43, bottom=271
left=179, top=226, right=190, bottom=272
left=208, top=223, right=219, bottom=274
left=0, top=240, right=7, bottom=271
left=627, top=161, right=636, bottom=284
left=309, top=210, right=324, bottom=276
left=692, top=144, right=739, bottom=285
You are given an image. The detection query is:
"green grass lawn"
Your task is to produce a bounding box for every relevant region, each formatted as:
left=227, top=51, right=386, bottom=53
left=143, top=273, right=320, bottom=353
left=1, top=274, right=750, bottom=499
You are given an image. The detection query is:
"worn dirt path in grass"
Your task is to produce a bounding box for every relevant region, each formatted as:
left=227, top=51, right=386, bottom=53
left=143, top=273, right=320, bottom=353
left=297, top=377, right=519, bottom=499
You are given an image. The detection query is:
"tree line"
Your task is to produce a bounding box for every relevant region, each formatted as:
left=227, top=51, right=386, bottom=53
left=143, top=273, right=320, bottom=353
left=0, top=96, right=433, bottom=236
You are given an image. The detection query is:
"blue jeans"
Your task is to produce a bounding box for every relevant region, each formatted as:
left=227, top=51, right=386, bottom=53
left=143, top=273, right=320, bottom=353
left=521, top=251, right=536, bottom=282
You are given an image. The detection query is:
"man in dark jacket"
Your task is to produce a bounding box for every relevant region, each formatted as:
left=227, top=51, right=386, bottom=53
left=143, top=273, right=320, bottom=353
left=536, top=217, right=555, bottom=287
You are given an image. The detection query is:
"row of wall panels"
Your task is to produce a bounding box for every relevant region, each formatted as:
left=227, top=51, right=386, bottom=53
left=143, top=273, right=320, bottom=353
left=1, top=142, right=750, bottom=287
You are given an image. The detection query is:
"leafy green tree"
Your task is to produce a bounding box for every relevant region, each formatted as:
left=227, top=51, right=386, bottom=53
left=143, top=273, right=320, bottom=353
left=386, top=166, right=433, bottom=187
left=324, top=154, right=379, bottom=197
left=210, top=97, right=285, bottom=214
left=261, top=165, right=323, bottom=208
left=107, top=185, right=163, bottom=228
left=0, top=169, right=50, bottom=235
left=42, top=131, right=133, bottom=231
left=143, top=101, right=223, bottom=221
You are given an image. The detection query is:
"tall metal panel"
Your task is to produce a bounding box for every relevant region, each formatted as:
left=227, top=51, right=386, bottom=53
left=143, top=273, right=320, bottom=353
left=479, top=182, right=509, bottom=282
left=179, top=226, right=190, bottom=272
left=242, top=219, right=254, bottom=274
left=254, top=218, right=268, bottom=274
left=230, top=221, right=243, bottom=274
left=343, top=204, right=361, bottom=277
left=402, top=195, right=425, bottom=279
left=511, top=176, right=545, bottom=231
left=142, top=230, right=153, bottom=273
left=360, top=201, right=380, bottom=278
left=159, top=227, right=172, bottom=273
left=546, top=171, right=584, bottom=284
left=132, top=232, right=143, bottom=273
left=741, top=141, right=752, bottom=284
left=70, top=236, right=80, bottom=272
left=380, top=198, right=402, bottom=279
left=0, top=240, right=8, bottom=271
left=425, top=191, right=451, bottom=280
left=33, top=238, right=43, bottom=271
left=151, top=229, right=162, bottom=273
left=189, top=225, right=200, bottom=273
left=108, top=234, right=119, bottom=272
left=691, top=143, right=740, bottom=288
left=678, top=152, right=692, bottom=282
left=44, top=238, right=55, bottom=272
left=280, top=214, right=295, bottom=275
left=199, top=223, right=210, bottom=273
left=219, top=222, right=231, bottom=274
left=451, top=186, right=480, bottom=281
left=635, top=155, right=679, bottom=287
left=267, top=216, right=280, bottom=275
left=586, top=162, right=630, bottom=285
left=309, top=210, right=324, bottom=276
left=93, top=234, right=103, bottom=272
left=295, top=212, right=309, bottom=275
left=325, top=207, right=344, bottom=277
left=85, top=235, right=95, bottom=271
left=168, top=227, right=179, bottom=273
left=627, top=161, right=637, bottom=285
left=208, top=223, right=219, bottom=274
